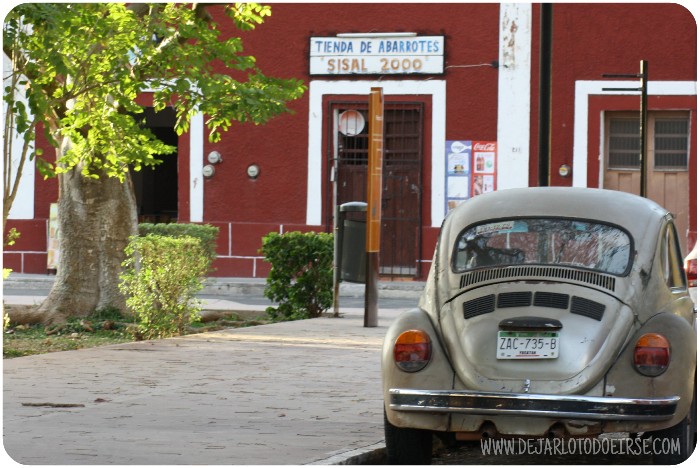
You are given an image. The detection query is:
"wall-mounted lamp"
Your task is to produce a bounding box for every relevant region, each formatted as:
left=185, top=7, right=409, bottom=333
left=203, top=164, right=215, bottom=178
left=203, top=151, right=222, bottom=178
left=207, top=151, right=222, bottom=164
left=559, top=164, right=572, bottom=178
left=247, top=164, right=260, bottom=179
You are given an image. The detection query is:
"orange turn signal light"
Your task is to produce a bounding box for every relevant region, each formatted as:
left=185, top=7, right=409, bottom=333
left=394, top=330, right=432, bottom=373
left=633, top=333, right=670, bottom=377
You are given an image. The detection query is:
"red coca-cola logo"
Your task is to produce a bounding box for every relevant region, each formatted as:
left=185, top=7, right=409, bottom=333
left=473, top=142, right=496, bottom=151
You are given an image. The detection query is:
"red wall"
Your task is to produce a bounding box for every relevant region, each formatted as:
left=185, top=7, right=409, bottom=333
left=4, top=3, right=696, bottom=277
left=200, top=3, right=502, bottom=277
left=547, top=2, right=697, bottom=188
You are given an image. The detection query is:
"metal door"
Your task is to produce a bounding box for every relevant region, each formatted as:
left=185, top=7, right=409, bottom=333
left=603, top=112, right=690, bottom=253
left=329, top=102, right=423, bottom=278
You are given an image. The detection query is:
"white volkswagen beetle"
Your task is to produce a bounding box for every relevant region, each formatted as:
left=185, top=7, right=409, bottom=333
left=382, top=187, right=696, bottom=464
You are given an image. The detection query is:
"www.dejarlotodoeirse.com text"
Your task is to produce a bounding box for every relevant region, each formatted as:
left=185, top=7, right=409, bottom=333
left=480, top=437, right=681, bottom=457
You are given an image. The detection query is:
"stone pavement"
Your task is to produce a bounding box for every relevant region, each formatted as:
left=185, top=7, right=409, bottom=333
left=2, top=276, right=423, bottom=465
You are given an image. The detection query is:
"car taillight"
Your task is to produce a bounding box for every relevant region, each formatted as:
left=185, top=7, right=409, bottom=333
left=633, top=333, right=670, bottom=377
left=394, top=330, right=432, bottom=372
left=685, top=257, right=697, bottom=287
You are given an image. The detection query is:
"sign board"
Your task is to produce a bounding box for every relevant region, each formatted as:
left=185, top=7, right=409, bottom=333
left=310, top=36, right=444, bottom=75
left=472, top=141, right=497, bottom=197
left=366, top=88, right=384, bottom=253
left=445, top=140, right=498, bottom=214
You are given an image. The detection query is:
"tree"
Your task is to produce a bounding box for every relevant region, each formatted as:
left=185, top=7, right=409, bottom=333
left=3, top=3, right=305, bottom=324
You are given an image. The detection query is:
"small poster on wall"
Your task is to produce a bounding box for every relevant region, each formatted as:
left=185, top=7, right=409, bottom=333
left=472, top=141, right=497, bottom=197
left=445, top=140, right=497, bottom=215
left=47, top=203, right=59, bottom=271
left=445, top=140, right=471, bottom=213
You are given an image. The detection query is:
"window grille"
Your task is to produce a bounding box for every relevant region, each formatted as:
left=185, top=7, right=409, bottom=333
left=608, top=118, right=640, bottom=169
left=338, top=111, right=369, bottom=166
left=654, top=119, right=688, bottom=170
left=384, top=109, right=422, bottom=166
left=337, top=107, right=422, bottom=166
left=607, top=115, right=689, bottom=171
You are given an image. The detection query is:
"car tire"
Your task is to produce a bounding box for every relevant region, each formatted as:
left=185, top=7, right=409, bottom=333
left=650, top=379, right=696, bottom=464
left=384, top=408, right=433, bottom=465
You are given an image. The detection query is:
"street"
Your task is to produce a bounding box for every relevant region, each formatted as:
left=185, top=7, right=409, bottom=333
left=3, top=278, right=695, bottom=464
left=3, top=308, right=394, bottom=464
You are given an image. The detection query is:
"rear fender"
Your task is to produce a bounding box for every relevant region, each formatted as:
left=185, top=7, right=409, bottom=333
left=382, top=308, right=454, bottom=431
left=604, top=312, right=696, bottom=431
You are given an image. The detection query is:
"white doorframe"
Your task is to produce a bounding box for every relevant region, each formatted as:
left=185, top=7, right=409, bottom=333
left=306, top=80, right=447, bottom=227
left=572, top=80, right=696, bottom=188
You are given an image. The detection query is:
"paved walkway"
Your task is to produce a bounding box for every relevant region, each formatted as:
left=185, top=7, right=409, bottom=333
left=2, top=278, right=419, bottom=465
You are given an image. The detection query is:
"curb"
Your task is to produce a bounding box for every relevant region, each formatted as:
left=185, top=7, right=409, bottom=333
left=308, top=443, right=386, bottom=465
left=3, top=274, right=426, bottom=300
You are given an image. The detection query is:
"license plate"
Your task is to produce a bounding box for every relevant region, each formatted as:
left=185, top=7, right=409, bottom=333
left=497, top=331, right=559, bottom=359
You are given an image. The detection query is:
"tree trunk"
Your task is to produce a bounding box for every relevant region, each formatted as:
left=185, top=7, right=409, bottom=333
left=37, top=142, right=138, bottom=325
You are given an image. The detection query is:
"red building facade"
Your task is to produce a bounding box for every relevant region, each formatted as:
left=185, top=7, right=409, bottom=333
left=4, top=3, right=697, bottom=280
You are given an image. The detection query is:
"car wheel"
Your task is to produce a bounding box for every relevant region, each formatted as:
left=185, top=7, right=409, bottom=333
left=384, top=408, right=433, bottom=465
left=650, top=380, right=696, bottom=464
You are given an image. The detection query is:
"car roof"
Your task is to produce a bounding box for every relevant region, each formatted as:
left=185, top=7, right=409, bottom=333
left=443, top=187, right=670, bottom=242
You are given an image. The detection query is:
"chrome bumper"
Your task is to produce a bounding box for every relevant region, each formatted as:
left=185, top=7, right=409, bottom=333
left=389, top=389, right=679, bottom=421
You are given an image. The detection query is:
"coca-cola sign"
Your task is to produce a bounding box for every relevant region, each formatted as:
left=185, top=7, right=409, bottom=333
left=445, top=140, right=498, bottom=214
left=474, top=142, right=496, bottom=152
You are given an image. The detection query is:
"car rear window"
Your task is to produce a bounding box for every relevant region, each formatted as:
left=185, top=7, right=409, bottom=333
left=453, top=218, right=632, bottom=275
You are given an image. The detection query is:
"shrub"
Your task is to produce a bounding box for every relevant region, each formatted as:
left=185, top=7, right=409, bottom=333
left=260, top=231, right=333, bottom=321
left=119, top=235, right=210, bottom=339
left=138, top=223, right=219, bottom=269
left=3, top=227, right=20, bottom=283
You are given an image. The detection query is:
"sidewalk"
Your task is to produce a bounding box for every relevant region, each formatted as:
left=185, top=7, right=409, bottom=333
left=2, top=275, right=424, bottom=465
left=2, top=272, right=426, bottom=300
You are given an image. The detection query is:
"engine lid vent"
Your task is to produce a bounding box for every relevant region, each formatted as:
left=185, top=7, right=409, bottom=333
left=570, top=296, right=606, bottom=321
left=534, top=292, right=570, bottom=309
left=497, top=291, right=533, bottom=308
left=463, top=294, right=496, bottom=319
left=459, top=266, right=616, bottom=291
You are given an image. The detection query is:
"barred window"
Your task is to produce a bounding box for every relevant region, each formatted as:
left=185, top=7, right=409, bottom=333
left=654, top=119, right=688, bottom=170
left=607, top=114, right=689, bottom=171
left=337, top=105, right=422, bottom=166
left=608, top=119, right=640, bottom=169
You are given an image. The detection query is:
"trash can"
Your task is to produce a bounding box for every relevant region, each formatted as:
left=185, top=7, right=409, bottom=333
left=338, top=202, right=367, bottom=283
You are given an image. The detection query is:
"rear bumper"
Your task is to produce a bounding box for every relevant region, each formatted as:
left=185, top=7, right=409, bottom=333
left=389, top=389, right=679, bottom=421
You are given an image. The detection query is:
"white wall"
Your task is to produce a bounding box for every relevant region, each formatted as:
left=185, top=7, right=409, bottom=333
left=3, top=53, right=35, bottom=220
left=497, top=3, right=532, bottom=191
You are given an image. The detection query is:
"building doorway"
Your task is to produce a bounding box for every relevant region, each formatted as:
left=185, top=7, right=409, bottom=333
left=132, top=107, right=179, bottom=223
left=328, top=101, right=424, bottom=278
left=603, top=111, right=690, bottom=253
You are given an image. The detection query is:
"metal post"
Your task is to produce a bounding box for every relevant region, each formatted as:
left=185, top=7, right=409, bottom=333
left=332, top=204, right=341, bottom=318
left=602, top=59, right=649, bottom=198
left=538, top=3, right=553, bottom=187
left=365, top=87, right=384, bottom=328
left=639, top=60, right=648, bottom=198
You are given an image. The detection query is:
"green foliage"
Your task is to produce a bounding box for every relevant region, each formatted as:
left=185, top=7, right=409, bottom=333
left=139, top=223, right=219, bottom=268
left=3, top=228, right=21, bottom=281
left=3, top=3, right=306, bottom=314
left=260, top=231, right=333, bottom=321
left=3, top=3, right=306, bottom=180
left=4, top=227, right=20, bottom=247
left=119, top=235, right=210, bottom=339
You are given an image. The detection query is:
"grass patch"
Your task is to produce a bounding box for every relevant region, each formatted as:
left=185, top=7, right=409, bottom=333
left=3, top=308, right=135, bottom=358
left=3, top=309, right=269, bottom=359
